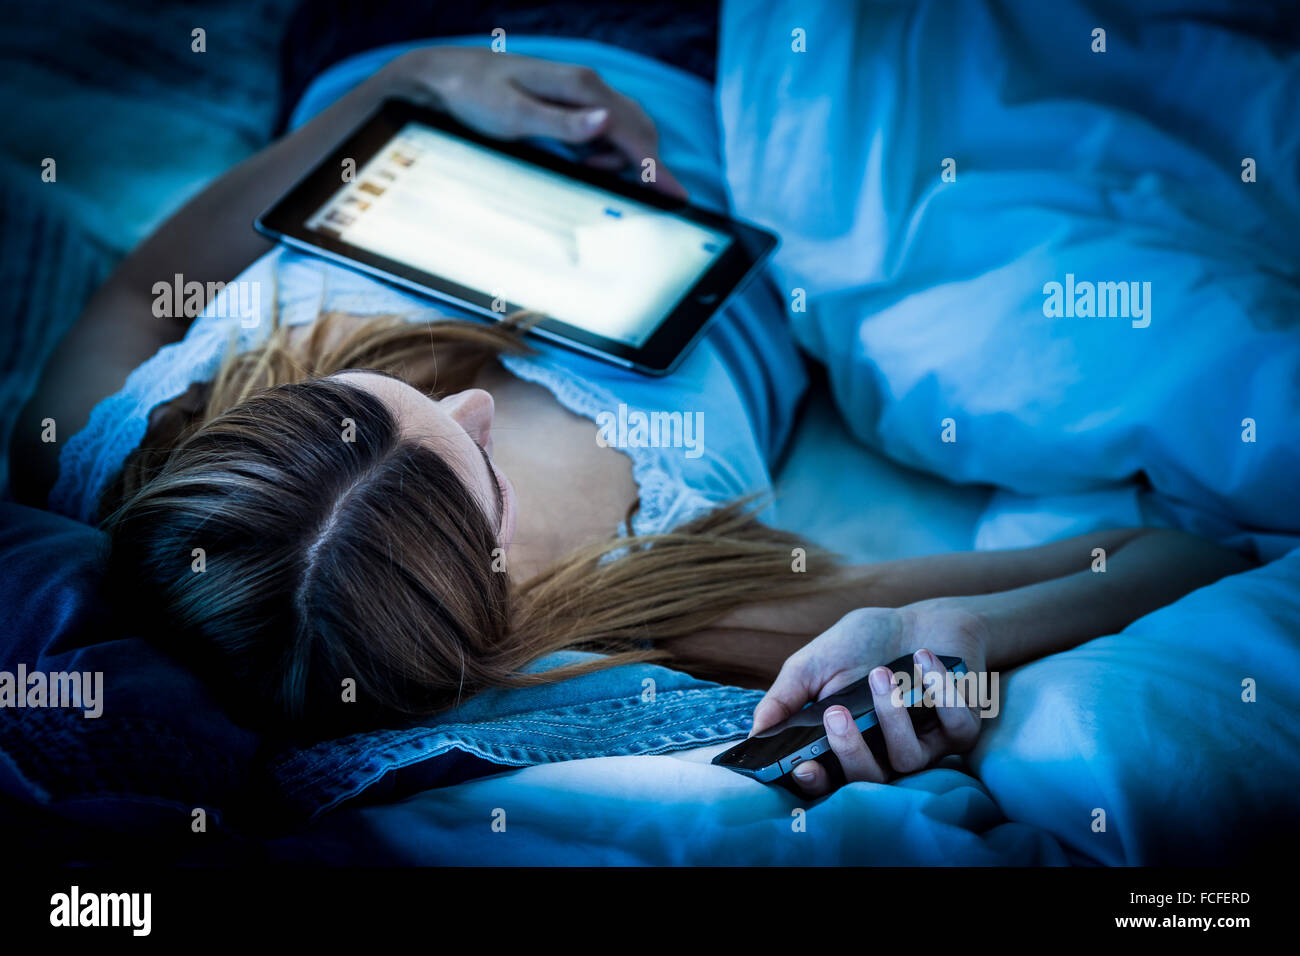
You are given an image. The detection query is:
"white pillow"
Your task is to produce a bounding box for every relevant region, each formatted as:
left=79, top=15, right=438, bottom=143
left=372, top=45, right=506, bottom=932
left=970, top=548, right=1300, bottom=864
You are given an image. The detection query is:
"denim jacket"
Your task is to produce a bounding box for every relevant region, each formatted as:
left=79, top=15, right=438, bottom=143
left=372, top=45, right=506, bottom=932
left=266, top=652, right=762, bottom=824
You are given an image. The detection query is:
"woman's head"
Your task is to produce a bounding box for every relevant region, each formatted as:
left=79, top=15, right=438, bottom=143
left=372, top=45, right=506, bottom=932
left=103, top=312, right=836, bottom=740
left=336, top=371, right=518, bottom=550
left=105, top=371, right=520, bottom=736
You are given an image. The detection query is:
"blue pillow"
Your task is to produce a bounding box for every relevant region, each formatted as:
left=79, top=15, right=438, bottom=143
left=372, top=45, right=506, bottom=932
left=0, top=504, right=507, bottom=834
left=0, top=503, right=261, bottom=837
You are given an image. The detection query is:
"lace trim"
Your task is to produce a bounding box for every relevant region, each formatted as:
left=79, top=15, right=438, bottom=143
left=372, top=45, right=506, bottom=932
left=50, top=298, right=710, bottom=537
left=497, top=353, right=699, bottom=538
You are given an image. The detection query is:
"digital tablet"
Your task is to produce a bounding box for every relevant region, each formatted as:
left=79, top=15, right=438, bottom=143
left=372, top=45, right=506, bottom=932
left=256, top=98, right=779, bottom=375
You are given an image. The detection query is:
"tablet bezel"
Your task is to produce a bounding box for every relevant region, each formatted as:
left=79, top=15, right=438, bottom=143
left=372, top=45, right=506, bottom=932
left=255, top=98, right=779, bottom=375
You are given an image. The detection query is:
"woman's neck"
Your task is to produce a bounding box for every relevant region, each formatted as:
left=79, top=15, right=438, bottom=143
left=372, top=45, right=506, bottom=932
left=473, top=361, right=640, bottom=584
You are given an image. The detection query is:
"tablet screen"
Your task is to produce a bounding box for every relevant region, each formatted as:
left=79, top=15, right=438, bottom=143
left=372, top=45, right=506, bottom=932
left=304, top=121, right=733, bottom=348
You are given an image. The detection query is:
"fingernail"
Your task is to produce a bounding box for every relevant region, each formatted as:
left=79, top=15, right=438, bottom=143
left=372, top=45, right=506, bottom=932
left=915, top=649, right=936, bottom=669
left=870, top=666, right=891, bottom=694
left=793, top=765, right=815, bottom=781
left=825, top=706, right=849, bottom=735
left=583, top=108, right=608, bottom=130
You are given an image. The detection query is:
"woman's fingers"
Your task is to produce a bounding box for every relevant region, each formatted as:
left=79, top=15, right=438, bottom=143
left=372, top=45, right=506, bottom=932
left=917, top=648, right=981, bottom=752
left=790, top=759, right=831, bottom=795
left=509, top=60, right=621, bottom=107
left=407, top=49, right=685, bottom=193
left=511, top=92, right=686, bottom=197
left=500, top=88, right=611, bottom=142
left=792, top=703, right=889, bottom=796
left=750, top=653, right=819, bottom=736
left=512, top=62, right=656, bottom=156
left=870, top=665, right=929, bottom=774
left=782, top=649, right=985, bottom=793
left=506, top=60, right=687, bottom=197
left=820, top=705, right=888, bottom=784
left=640, top=163, right=688, bottom=199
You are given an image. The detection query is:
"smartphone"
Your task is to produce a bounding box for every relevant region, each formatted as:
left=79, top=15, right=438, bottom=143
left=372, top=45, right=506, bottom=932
left=712, top=654, right=967, bottom=783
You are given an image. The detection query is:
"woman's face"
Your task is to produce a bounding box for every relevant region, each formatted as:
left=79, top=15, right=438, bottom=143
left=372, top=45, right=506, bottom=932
left=333, top=371, right=517, bottom=550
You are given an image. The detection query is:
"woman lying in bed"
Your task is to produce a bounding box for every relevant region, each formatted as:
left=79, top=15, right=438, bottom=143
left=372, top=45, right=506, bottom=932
left=14, top=46, right=1253, bottom=794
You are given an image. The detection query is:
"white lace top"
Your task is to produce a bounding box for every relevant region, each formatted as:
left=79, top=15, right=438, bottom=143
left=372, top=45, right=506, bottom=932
left=50, top=248, right=775, bottom=537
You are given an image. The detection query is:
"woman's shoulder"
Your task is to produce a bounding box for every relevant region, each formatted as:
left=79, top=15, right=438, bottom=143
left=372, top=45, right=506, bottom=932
left=496, top=346, right=772, bottom=538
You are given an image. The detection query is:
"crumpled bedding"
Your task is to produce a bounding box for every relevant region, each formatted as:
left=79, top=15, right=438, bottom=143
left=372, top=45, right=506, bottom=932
left=4, top=0, right=1297, bottom=865
left=719, top=0, right=1300, bottom=562
left=266, top=2, right=1300, bottom=865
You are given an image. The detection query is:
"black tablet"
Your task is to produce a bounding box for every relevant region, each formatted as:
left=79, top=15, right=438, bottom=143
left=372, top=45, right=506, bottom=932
left=255, top=98, right=779, bottom=375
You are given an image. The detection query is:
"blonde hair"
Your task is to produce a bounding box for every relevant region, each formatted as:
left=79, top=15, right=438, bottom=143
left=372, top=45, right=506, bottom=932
left=102, top=312, right=838, bottom=737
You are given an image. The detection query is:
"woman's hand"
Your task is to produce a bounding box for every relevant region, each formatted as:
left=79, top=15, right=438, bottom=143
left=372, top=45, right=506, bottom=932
left=388, top=47, right=687, bottom=198
left=750, top=601, right=991, bottom=796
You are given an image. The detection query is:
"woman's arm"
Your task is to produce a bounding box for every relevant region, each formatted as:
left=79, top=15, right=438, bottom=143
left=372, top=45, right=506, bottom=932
left=927, top=527, right=1255, bottom=670
left=702, top=527, right=1153, bottom=646
left=668, top=527, right=1254, bottom=681
left=12, top=47, right=683, bottom=504
left=12, top=58, right=407, bottom=503
left=733, top=527, right=1254, bottom=793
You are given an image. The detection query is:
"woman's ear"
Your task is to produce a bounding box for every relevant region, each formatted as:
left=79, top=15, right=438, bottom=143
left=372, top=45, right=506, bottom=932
left=440, top=388, right=495, bottom=446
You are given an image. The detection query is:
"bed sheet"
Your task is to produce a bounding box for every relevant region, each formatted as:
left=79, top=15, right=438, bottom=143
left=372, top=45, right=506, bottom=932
left=266, top=743, right=1066, bottom=865
left=771, top=385, right=991, bottom=562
